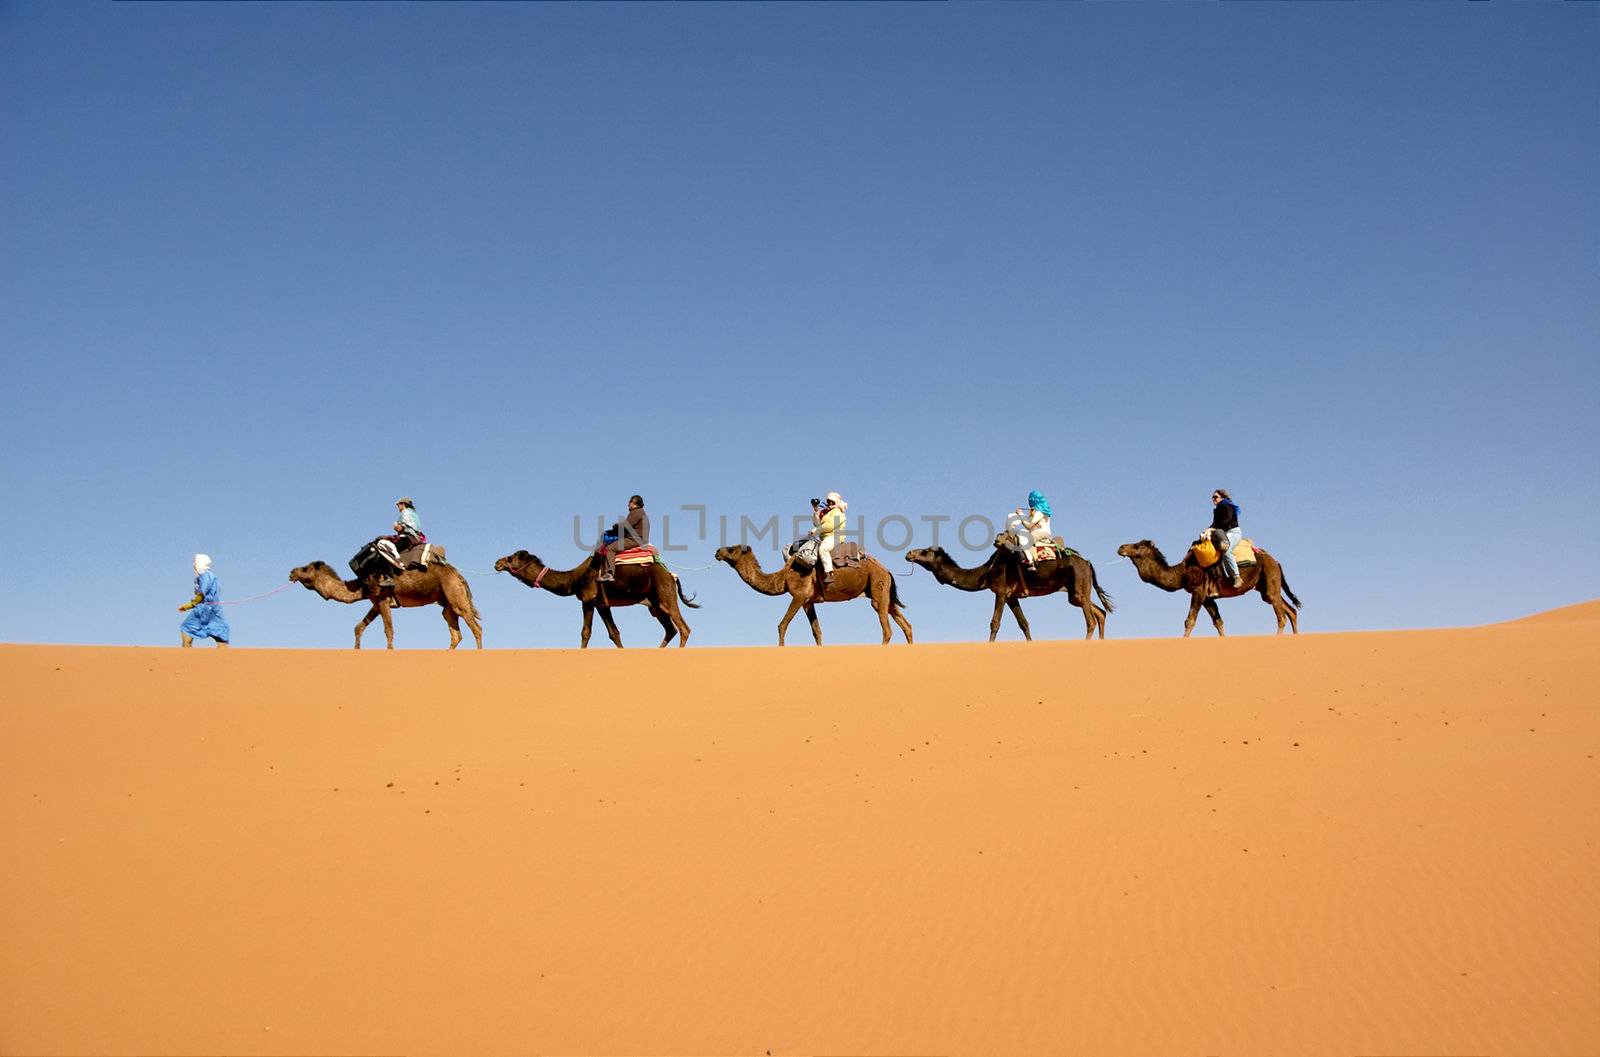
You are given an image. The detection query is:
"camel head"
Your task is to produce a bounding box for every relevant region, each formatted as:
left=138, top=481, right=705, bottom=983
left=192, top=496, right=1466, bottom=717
left=495, top=550, right=541, bottom=576
left=904, top=547, right=948, bottom=570
left=713, top=544, right=752, bottom=566
left=1119, top=540, right=1178, bottom=570
left=289, top=561, right=333, bottom=586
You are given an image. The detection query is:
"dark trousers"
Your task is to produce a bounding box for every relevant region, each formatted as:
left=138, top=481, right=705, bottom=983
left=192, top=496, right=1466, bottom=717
left=602, top=536, right=645, bottom=576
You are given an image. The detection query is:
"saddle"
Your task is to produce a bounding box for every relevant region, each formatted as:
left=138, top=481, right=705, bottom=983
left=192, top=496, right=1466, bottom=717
left=1033, top=538, right=1071, bottom=563
left=396, top=541, right=443, bottom=567
left=350, top=538, right=445, bottom=580
left=993, top=534, right=1076, bottom=563
left=831, top=541, right=865, bottom=568
left=609, top=544, right=657, bottom=567
left=785, top=538, right=866, bottom=573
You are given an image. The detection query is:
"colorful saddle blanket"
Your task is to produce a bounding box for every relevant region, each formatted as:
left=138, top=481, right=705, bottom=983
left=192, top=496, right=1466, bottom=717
left=612, top=545, right=657, bottom=567
left=1033, top=539, right=1077, bottom=563
left=994, top=534, right=1077, bottom=563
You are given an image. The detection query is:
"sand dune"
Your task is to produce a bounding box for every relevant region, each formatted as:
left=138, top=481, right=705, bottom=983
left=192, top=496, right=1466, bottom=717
left=1509, top=598, right=1600, bottom=624
left=3, top=611, right=1597, bottom=1056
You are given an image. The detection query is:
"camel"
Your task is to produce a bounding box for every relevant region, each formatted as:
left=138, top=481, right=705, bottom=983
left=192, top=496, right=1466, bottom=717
left=713, top=544, right=912, bottom=645
left=288, top=560, right=483, bottom=649
left=905, top=545, right=1113, bottom=641
left=494, top=550, right=698, bottom=648
left=1116, top=539, right=1301, bottom=637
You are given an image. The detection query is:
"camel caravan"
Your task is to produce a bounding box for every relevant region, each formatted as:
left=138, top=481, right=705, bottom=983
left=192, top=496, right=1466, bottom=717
left=279, top=489, right=1299, bottom=648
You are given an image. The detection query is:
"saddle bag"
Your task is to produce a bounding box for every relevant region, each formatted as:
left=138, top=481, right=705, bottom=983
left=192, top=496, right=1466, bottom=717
left=350, top=539, right=403, bottom=579
left=785, top=537, right=820, bottom=571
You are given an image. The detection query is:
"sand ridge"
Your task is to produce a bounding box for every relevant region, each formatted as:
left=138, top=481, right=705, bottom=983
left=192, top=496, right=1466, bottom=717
left=1507, top=598, right=1600, bottom=624
left=2, top=614, right=1597, bottom=1056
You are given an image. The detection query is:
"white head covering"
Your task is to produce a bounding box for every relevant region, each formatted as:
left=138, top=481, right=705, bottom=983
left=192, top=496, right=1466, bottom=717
left=193, top=554, right=212, bottom=574
left=826, top=491, right=847, bottom=510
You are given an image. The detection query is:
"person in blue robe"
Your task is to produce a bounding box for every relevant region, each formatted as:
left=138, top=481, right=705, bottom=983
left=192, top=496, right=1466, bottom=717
left=179, top=554, right=231, bottom=647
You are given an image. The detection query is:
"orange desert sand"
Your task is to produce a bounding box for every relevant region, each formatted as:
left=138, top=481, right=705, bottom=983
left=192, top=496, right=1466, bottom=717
left=4, top=606, right=1598, bottom=1057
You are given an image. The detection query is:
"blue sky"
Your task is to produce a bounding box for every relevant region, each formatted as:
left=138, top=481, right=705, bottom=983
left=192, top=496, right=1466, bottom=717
left=2, top=2, right=1595, bottom=647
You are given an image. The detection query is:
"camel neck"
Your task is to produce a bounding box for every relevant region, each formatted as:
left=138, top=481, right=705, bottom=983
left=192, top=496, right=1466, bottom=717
left=926, top=554, right=991, bottom=592
left=1133, top=553, right=1186, bottom=592
left=313, top=571, right=367, bottom=602
left=527, top=561, right=587, bottom=596
left=735, top=555, right=790, bottom=596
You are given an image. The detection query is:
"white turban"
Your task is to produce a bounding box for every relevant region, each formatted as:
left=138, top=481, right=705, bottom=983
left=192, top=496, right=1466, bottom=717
left=826, top=491, right=847, bottom=510
left=193, top=554, right=212, bottom=574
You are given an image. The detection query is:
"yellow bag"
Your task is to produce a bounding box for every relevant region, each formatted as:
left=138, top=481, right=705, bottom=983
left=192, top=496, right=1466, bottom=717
left=1192, top=537, right=1219, bottom=568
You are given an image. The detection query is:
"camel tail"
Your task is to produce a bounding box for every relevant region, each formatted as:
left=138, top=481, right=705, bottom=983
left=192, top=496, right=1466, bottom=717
left=1282, top=576, right=1301, bottom=610
left=1090, top=563, right=1115, bottom=614
left=889, top=572, right=908, bottom=610
left=675, top=575, right=702, bottom=609
left=1261, top=551, right=1300, bottom=609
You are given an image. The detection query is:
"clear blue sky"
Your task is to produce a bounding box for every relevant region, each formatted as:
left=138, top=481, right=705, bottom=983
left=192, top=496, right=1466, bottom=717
left=3, top=2, right=1595, bottom=647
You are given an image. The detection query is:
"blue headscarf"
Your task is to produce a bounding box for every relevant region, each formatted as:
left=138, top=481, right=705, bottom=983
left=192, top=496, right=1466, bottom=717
left=1028, top=490, right=1052, bottom=517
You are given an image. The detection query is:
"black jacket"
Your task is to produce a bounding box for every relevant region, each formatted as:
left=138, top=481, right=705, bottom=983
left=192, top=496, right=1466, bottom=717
left=609, top=507, right=650, bottom=547
left=1210, top=500, right=1239, bottom=532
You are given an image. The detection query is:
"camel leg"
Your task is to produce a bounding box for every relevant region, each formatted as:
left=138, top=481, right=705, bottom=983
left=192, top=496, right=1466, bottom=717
left=443, top=581, right=484, bottom=649
left=1260, top=575, right=1298, bottom=635
left=580, top=602, right=595, bottom=648
left=1203, top=598, right=1225, bottom=637
left=596, top=606, right=624, bottom=648
left=874, top=595, right=894, bottom=645
left=1007, top=597, right=1033, bottom=641
left=989, top=593, right=1007, bottom=642
left=1183, top=595, right=1203, bottom=638
left=648, top=602, right=676, bottom=648
left=1261, top=581, right=1286, bottom=634
left=805, top=602, right=825, bottom=645
left=662, top=599, right=691, bottom=648
left=380, top=601, right=396, bottom=649
left=354, top=604, right=382, bottom=649
left=442, top=607, right=463, bottom=650
left=1067, top=594, right=1094, bottom=640
left=1093, top=605, right=1108, bottom=640
left=1270, top=593, right=1299, bottom=635
left=776, top=596, right=806, bottom=646
left=890, top=607, right=912, bottom=643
